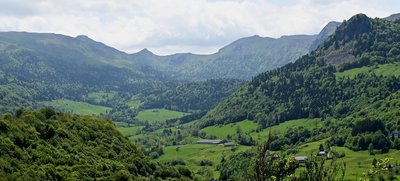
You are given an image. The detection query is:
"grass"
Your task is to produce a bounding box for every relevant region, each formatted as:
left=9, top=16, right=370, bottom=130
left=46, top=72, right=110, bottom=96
left=158, top=144, right=252, bottom=178
left=251, top=118, right=322, bottom=141
left=126, top=95, right=142, bottom=108
left=135, top=109, right=190, bottom=122
left=200, top=120, right=258, bottom=139
left=87, top=91, right=116, bottom=103
left=127, top=100, right=141, bottom=108
left=118, top=126, right=144, bottom=137
left=114, top=121, right=129, bottom=127
left=336, top=62, right=400, bottom=78
left=296, top=140, right=400, bottom=180
left=41, top=99, right=111, bottom=115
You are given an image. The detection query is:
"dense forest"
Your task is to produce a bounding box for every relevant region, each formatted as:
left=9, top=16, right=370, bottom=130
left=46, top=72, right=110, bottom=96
left=142, top=79, right=244, bottom=112
left=0, top=109, right=193, bottom=180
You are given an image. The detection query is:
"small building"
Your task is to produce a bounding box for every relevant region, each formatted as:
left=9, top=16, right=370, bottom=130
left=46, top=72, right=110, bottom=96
left=317, top=150, right=328, bottom=156
left=295, top=156, right=308, bottom=162
left=221, top=142, right=237, bottom=147
left=389, top=131, right=399, bottom=138
left=196, top=139, right=222, bottom=144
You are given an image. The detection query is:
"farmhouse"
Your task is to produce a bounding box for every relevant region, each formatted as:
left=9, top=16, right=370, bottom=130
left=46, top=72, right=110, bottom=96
left=221, top=142, right=237, bottom=147
left=196, top=139, right=222, bottom=144
left=294, top=156, right=308, bottom=162
left=317, top=150, right=328, bottom=156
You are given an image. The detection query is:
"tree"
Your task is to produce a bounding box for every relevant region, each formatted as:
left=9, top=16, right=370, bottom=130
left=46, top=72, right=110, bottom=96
left=300, top=155, right=346, bottom=181
left=254, top=133, right=298, bottom=181
left=319, top=144, right=325, bottom=151
left=368, top=143, right=374, bottom=155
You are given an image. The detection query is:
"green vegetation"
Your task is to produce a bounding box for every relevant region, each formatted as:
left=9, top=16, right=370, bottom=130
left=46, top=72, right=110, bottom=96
left=200, top=120, right=257, bottom=139
left=87, top=91, right=116, bottom=104
left=118, top=126, right=144, bottom=137
left=0, top=109, right=193, bottom=180
left=158, top=144, right=251, bottom=179
left=192, top=14, right=400, bottom=179
left=297, top=140, right=400, bottom=180
left=336, top=62, right=400, bottom=78
left=135, top=109, right=190, bottom=122
left=41, top=99, right=111, bottom=115
left=143, top=79, right=244, bottom=112
left=252, top=118, right=322, bottom=140
left=127, top=100, right=142, bottom=108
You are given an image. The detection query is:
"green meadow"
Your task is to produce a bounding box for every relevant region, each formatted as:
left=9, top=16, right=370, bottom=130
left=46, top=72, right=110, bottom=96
left=41, top=99, right=111, bottom=115
left=135, top=109, right=190, bottom=122
left=200, top=119, right=258, bottom=139
left=87, top=91, right=116, bottom=103
left=336, top=62, right=400, bottom=78
left=251, top=118, right=322, bottom=141
left=118, top=126, right=144, bottom=137
left=295, top=140, right=400, bottom=180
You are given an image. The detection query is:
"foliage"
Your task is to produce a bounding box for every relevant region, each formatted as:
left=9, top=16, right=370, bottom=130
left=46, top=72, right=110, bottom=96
left=0, top=108, right=192, bottom=180
left=197, top=14, right=400, bottom=153
left=298, top=155, right=346, bottom=181
left=142, top=79, right=244, bottom=112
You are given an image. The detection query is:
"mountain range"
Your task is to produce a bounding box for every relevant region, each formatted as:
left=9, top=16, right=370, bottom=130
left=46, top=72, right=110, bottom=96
left=130, top=21, right=341, bottom=80
left=0, top=20, right=341, bottom=113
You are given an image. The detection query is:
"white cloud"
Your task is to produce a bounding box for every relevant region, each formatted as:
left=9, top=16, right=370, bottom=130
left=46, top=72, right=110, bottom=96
left=0, top=0, right=398, bottom=55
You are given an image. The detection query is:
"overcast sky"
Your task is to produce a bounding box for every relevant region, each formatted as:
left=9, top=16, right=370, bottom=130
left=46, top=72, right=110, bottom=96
left=0, top=0, right=399, bottom=55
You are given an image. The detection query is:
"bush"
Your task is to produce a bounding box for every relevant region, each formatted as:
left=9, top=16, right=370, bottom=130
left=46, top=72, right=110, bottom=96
left=199, top=160, right=213, bottom=166
left=149, top=152, right=159, bottom=159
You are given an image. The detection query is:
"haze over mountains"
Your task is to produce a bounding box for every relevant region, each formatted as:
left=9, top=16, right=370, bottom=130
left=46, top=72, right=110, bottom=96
left=0, top=21, right=341, bottom=85
left=130, top=21, right=341, bottom=80
left=0, top=20, right=341, bottom=112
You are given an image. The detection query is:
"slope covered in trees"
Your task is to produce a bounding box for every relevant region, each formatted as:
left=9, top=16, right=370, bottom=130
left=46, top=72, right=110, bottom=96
left=0, top=108, right=192, bottom=180
left=198, top=14, right=400, bottom=136
left=142, top=79, right=244, bottom=112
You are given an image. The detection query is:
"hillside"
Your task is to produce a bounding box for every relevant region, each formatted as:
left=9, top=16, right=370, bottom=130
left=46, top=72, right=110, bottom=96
left=142, top=79, right=245, bottom=112
left=0, top=108, right=193, bottom=180
left=131, top=34, right=318, bottom=80
left=0, top=20, right=341, bottom=115
left=0, top=32, right=173, bottom=113
left=180, top=13, right=400, bottom=180
left=198, top=13, right=400, bottom=129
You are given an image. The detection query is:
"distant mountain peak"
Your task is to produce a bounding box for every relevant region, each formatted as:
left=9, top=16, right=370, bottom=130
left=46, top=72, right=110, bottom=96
left=137, top=48, right=155, bottom=56
left=75, top=35, right=91, bottom=40
left=384, top=13, right=400, bottom=21
left=309, top=21, right=341, bottom=51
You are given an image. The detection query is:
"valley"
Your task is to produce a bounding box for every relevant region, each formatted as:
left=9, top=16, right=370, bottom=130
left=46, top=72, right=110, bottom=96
left=1, top=11, right=400, bottom=181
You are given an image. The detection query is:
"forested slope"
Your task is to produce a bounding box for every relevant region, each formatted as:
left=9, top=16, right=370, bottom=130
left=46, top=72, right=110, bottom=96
left=198, top=14, right=400, bottom=129
left=0, top=109, right=192, bottom=180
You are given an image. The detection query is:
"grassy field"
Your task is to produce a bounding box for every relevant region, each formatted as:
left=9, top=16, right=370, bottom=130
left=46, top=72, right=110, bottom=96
left=114, top=121, right=129, bottom=127
left=135, top=109, right=190, bottom=122
left=87, top=91, right=116, bottom=103
left=127, top=100, right=142, bottom=108
left=336, top=62, right=400, bottom=78
left=251, top=118, right=322, bottom=141
left=118, top=126, right=144, bottom=137
left=200, top=120, right=258, bottom=139
left=296, top=140, right=400, bottom=180
left=158, top=144, right=252, bottom=178
left=41, top=99, right=112, bottom=115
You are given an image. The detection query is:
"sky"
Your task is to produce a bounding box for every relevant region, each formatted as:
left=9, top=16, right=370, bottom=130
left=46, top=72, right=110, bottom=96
left=0, top=0, right=399, bottom=55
